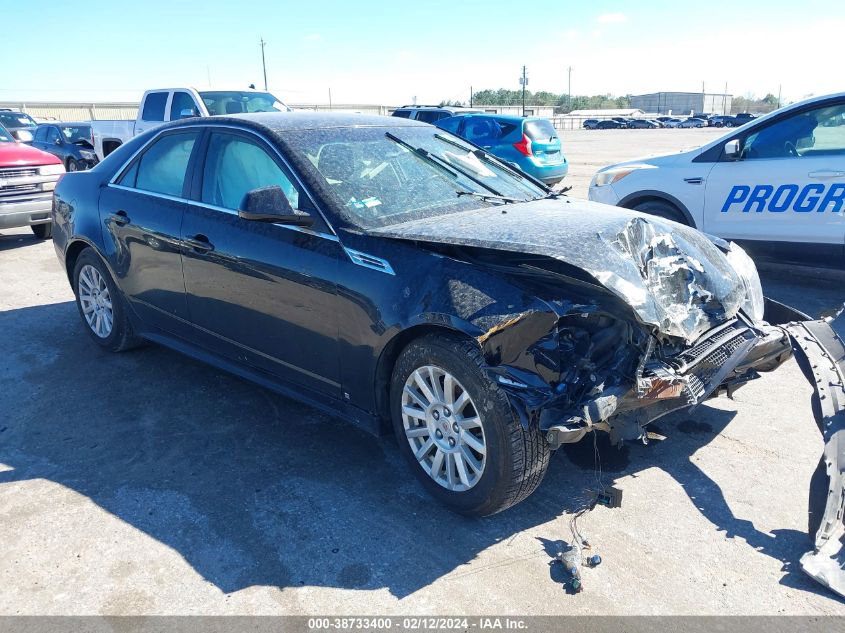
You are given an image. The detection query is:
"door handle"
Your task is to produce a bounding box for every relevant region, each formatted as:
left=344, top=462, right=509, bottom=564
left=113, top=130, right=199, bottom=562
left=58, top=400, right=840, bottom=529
left=809, top=170, right=845, bottom=179
left=185, top=234, right=214, bottom=252
left=109, top=210, right=130, bottom=226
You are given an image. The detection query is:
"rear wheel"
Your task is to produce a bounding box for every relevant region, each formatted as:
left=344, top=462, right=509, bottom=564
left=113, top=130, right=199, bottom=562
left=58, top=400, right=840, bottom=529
left=72, top=248, right=141, bottom=352
left=632, top=199, right=687, bottom=225
left=31, top=223, right=52, bottom=240
left=391, top=334, right=550, bottom=516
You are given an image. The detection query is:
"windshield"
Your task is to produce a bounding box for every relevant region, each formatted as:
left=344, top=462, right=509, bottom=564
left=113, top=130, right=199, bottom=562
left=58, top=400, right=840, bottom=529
left=60, top=125, right=93, bottom=145
left=283, top=126, right=547, bottom=229
left=0, top=124, right=13, bottom=143
left=0, top=111, right=36, bottom=129
left=198, top=91, right=290, bottom=115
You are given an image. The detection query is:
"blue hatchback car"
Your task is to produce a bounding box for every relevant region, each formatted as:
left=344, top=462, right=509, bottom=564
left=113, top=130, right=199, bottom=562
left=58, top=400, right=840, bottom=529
left=436, top=114, right=568, bottom=185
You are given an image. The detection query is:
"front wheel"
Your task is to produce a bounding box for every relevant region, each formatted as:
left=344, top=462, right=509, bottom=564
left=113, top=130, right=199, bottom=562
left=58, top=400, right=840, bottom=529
left=67, top=158, right=81, bottom=172
left=390, top=334, right=550, bottom=516
left=72, top=248, right=142, bottom=352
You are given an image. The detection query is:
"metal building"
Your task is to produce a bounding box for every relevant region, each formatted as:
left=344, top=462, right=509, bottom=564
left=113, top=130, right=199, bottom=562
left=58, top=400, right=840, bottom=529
left=629, top=92, right=733, bottom=116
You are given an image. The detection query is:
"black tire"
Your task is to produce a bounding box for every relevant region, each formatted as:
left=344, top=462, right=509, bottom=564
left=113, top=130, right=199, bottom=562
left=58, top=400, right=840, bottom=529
left=31, top=223, right=52, bottom=240
left=72, top=248, right=142, bottom=352
left=390, top=334, right=550, bottom=516
left=67, top=158, right=81, bottom=172
left=632, top=199, right=688, bottom=225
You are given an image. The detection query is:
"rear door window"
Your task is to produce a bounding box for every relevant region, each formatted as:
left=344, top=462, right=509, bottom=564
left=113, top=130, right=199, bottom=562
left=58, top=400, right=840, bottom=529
left=462, top=117, right=499, bottom=145
left=120, top=131, right=199, bottom=196
left=141, top=92, right=168, bottom=122
left=415, top=111, right=447, bottom=124
left=392, top=109, right=412, bottom=119
left=34, top=126, right=47, bottom=142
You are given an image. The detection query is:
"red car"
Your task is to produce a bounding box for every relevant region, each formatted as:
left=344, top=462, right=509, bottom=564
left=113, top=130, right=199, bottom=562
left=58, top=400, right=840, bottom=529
left=0, top=122, right=65, bottom=239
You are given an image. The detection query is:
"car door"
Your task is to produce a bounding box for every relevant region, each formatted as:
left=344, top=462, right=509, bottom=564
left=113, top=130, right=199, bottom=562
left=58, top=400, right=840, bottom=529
left=100, top=128, right=202, bottom=333
left=44, top=126, right=64, bottom=162
left=704, top=97, right=845, bottom=264
left=168, top=91, right=201, bottom=122
left=135, top=91, right=169, bottom=136
left=180, top=127, right=343, bottom=397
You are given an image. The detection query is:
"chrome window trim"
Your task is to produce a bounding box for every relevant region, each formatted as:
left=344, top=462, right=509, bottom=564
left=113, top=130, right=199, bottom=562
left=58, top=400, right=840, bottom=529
left=106, top=122, right=337, bottom=236
left=107, top=183, right=340, bottom=243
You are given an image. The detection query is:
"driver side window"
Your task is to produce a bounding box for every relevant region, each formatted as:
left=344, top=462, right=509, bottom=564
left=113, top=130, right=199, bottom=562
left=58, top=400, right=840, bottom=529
left=201, top=132, right=301, bottom=211
left=743, top=101, right=845, bottom=159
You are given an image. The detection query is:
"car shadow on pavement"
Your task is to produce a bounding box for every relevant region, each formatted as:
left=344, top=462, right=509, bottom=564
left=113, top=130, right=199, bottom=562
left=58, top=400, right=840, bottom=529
left=0, top=231, right=45, bottom=252
left=0, top=300, right=828, bottom=599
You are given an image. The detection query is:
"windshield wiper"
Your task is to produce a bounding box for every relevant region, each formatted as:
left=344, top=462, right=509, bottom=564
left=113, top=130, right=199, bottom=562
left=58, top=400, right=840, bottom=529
left=385, top=132, right=511, bottom=199
left=455, top=190, right=519, bottom=204
left=433, top=132, right=548, bottom=190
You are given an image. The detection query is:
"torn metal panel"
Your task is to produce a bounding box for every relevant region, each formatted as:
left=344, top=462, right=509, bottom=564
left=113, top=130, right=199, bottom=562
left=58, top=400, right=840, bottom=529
left=786, top=319, right=845, bottom=600
left=371, top=200, right=748, bottom=341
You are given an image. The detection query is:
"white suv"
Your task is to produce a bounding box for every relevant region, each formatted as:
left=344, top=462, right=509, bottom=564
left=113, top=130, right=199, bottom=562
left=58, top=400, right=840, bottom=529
left=589, top=92, right=845, bottom=266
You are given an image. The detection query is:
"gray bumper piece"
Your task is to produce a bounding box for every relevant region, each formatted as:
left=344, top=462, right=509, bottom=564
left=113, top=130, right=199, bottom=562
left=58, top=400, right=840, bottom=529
left=786, top=319, right=845, bottom=600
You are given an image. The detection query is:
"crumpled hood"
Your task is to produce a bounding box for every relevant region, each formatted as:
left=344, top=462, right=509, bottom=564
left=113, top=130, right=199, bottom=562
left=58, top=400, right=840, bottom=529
left=370, top=199, right=748, bottom=342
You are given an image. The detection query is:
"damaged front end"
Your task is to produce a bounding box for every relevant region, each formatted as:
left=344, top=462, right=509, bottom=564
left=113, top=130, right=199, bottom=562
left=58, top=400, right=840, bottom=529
left=376, top=203, right=845, bottom=597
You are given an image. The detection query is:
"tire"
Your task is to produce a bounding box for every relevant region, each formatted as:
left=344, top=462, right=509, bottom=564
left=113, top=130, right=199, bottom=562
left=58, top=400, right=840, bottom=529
left=31, top=223, right=52, bottom=240
left=67, top=158, right=81, bottom=172
left=390, top=334, right=550, bottom=516
left=632, top=199, right=688, bottom=225
left=72, top=248, right=142, bottom=352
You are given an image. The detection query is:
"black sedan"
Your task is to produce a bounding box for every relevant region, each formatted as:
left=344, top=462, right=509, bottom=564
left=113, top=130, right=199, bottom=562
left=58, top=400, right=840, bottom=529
left=626, top=119, right=660, bottom=129
left=595, top=119, right=625, bottom=129
left=49, top=113, right=839, bottom=525
left=32, top=122, right=98, bottom=171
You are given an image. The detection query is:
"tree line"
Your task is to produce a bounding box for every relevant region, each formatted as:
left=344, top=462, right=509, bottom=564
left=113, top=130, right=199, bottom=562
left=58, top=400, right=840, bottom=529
left=442, top=89, right=783, bottom=114
left=441, top=89, right=631, bottom=113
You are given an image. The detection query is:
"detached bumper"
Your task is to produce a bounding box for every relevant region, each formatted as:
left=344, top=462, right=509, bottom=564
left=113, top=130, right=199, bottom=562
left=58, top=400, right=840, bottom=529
left=786, top=319, right=845, bottom=600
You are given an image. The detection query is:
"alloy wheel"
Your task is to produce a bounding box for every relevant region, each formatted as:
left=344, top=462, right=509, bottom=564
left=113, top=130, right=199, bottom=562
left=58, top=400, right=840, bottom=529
left=401, top=365, right=486, bottom=491
left=78, top=264, right=113, bottom=338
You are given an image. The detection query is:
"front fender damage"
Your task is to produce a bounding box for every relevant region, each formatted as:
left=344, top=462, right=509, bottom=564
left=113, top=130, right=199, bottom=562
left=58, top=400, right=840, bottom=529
left=786, top=319, right=845, bottom=600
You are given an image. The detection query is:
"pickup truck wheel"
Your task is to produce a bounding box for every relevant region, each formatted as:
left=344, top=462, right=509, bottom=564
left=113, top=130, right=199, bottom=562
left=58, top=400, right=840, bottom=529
left=72, top=249, right=141, bottom=352
left=632, top=199, right=687, bottom=225
left=31, top=223, right=52, bottom=240
left=390, top=334, right=550, bottom=516
left=67, top=158, right=81, bottom=172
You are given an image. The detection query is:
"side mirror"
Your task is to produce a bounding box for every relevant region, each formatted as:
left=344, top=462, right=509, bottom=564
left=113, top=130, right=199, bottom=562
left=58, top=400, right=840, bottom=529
left=724, top=139, right=742, bottom=159
left=238, top=186, right=314, bottom=227
left=54, top=137, right=63, bottom=146
left=179, top=108, right=200, bottom=120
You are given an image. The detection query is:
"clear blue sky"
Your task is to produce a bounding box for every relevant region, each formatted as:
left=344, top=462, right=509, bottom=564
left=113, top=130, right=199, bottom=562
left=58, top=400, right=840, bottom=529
left=3, top=0, right=841, bottom=105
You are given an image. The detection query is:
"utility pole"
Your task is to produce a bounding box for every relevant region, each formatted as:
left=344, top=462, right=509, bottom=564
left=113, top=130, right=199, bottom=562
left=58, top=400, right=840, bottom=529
left=328, top=87, right=332, bottom=110
left=777, top=84, right=782, bottom=109
left=567, top=66, right=572, bottom=113
left=519, top=66, right=528, bottom=116
left=260, top=38, right=268, bottom=91
left=470, top=85, right=473, bottom=107
left=723, top=82, right=728, bottom=115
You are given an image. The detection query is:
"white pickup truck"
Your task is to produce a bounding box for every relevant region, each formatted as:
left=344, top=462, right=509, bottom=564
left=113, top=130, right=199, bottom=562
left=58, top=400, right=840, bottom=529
left=91, top=87, right=291, bottom=160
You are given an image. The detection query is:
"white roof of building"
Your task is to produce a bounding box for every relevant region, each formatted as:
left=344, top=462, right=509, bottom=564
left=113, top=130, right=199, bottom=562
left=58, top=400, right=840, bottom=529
left=567, top=108, right=644, bottom=117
